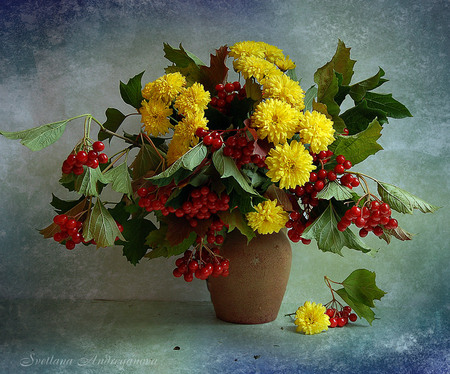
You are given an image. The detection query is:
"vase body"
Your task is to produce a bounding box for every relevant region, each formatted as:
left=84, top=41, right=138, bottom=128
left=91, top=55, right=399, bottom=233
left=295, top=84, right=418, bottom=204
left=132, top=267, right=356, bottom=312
left=207, top=230, right=292, bottom=324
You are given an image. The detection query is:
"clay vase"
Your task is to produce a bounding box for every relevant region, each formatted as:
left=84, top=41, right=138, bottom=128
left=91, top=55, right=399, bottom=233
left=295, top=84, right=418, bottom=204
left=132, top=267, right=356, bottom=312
left=207, top=229, right=292, bottom=324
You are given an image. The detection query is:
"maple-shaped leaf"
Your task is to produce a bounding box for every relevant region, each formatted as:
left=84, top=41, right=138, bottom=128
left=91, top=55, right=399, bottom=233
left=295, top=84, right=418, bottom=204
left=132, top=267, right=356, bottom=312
left=116, top=217, right=156, bottom=265
left=328, top=119, right=383, bottom=166
left=333, top=269, right=386, bottom=325
left=103, top=161, right=133, bottom=197
left=83, top=198, right=125, bottom=248
left=74, top=166, right=109, bottom=197
left=218, top=208, right=255, bottom=243
left=314, top=40, right=356, bottom=117
left=40, top=198, right=89, bottom=239
left=301, top=202, right=372, bottom=254
left=199, top=45, right=229, bottom=93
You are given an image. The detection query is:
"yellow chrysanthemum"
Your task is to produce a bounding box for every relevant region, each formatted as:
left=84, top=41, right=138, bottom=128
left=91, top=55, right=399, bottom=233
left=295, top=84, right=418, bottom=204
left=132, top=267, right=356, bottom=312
left=142, top=72, right=186, bottom=104
left=274, top=56, right=296, bottom=71
left=262, top=74, right=305, bottom=111
left=266, top=140, right=316, bottom=189
left=139, top=99, right=173, bottom=137
left=174, top=83, right=211, bottom=116
left=262, top=43, right=285, bottom=63
left=251, top=99, right=301, bottom=145
left=294, top=301, right=330, bottom=335
left=298, top=111, right=335, bottom=153
left=233, top=56, right=282, bottom=82
left=165, top=112, right=209, bottom=165
left=228, top=41, right=266, bottom=59
left=246, top=199, right=289, bottom=235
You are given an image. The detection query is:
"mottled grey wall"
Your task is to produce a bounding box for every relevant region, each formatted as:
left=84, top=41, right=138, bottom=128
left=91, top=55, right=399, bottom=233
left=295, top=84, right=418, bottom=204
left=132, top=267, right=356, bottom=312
left=0, top=0, right=448, bottom=307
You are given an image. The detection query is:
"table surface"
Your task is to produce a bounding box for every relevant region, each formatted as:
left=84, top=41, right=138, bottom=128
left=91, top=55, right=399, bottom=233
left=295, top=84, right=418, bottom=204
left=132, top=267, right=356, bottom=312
left=1, top=299, right=448, bottom=374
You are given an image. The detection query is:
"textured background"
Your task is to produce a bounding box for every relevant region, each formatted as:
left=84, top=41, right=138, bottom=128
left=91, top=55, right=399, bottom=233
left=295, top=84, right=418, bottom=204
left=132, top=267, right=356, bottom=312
left=1, top=0, right=448, bottom=304
left=0, top=0, right=449, bottom=372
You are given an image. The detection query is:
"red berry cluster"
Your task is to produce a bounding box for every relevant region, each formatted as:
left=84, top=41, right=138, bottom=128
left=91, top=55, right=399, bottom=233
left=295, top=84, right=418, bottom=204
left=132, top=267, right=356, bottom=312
left=137, top=184, right=172, bottom=214
left=286, top=211, right=312, bottom=244
left=223, top=132, right=266, bottom=169
left=195, top=128, right=223, bottom=151
left=338, top=201, right=398, bottom=237
left=52, top=213, right=123, bottom=250
left=203, top=218, right=226, bottom=245
left=62, top=141, right=108, bottom=175
left=333, top=154, right=359, bottom=188
left=137, top=184, right=230, bottom=228
left=173, top=248, right=230, bottom=282
left=210, top=82, right=246, bottom=114
left=52, top=214, right=85, bottom=249
left=325, top=305, right=358, bottom=328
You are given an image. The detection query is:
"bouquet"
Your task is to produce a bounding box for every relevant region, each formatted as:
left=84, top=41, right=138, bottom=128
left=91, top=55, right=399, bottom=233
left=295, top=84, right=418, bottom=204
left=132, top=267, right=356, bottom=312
left=1, top=40, right=438, bottom=329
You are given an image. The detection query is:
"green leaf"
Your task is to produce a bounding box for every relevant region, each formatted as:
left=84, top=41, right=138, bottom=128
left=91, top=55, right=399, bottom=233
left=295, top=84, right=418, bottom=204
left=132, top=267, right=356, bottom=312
left=73, top=166, right=109, bottom=197
left=341, top=269, right=386, bottom=308
left=349, top=67, right=388, bottom=102
left=340, top=100, right=388, bottom=134
left=304, top=85, right=318, bottom=112
left=130, top=143, right=165, bottom=180
left=163, top=43, right=203, bottom=85
left=98, top=108, right=126, bottom=142
left=218, top=208, right=256, bottom=243
left=116, top=217, right=156, bottom=265
left=212, top=148, right=257, bottom=195
left=83, top=199, right=125, bottom=248
left=335, top=288, right=376, bottom=325
left=364, top=92, right=412, bottom=119
left=302, top=202, right=372, bottom=254
left=285, top=68, right=298, bottom=82
left=103, top=162, right=133, bottom=197
left=328, top=119, right=383, bottom=166
left=108, top=201, right=131, bottom=224
left=145, top=223, right=196, bottom=259
left=314, top=40, right=356, bottom=116
left=149, top=143, right=207, bottom=184
left=120, top=71, right=145, bottom=109
left=0, top=120, right=69, bottom=151
left=50, top=194, right=85, bottom=214
left=377, top=181, right=440, bottom=214
left=316, top=181, right=354, bottom=201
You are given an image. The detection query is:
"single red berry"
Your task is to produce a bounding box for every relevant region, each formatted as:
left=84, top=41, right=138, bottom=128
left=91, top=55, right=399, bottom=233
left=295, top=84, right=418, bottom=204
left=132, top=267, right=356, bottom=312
left=337, top=317, right=348, bottom=327
left=314, top=180, right=325, bottom=191
left=233, top=81, right=241, bottom=91
left=217, top=91, right=227, bottom=99
left=216, top=99, right=226, bottom=108
left=92, top=141, right=105, bottom=152
left=66, top=154, right=77, bottom=165
left=184, top=272, right=194, bottom=282
left=173, top=268, right=183, bottom=277
left=329, top=318, right=338, bottom=328
left=318, top=169, right=328, bottom=179
left=195, top=127, right=209, bottom=138
left=211, top=138, right=223, bottom=150
left=343, top=160, right=352, bottom=169
left=334, top=164, right=345, bottom=174
left=224, top=82, right=235, bottom=92
left=88, top=150, right=98, bottom=160
left=98, top=153, right=108, bottom=164
left=215, top=83, right=225, bottom=92
left=343, top=306, right=352, bottom=314
left=349, top=313, right=357, bottom=322
left=203, top=135, right=214, bottom=145
left=373, top=226, right=384, bottom=236
left=326, top=308, right=336, bottom=318
left=53, top=214, right=68, bottom=226
left=65, top=240, right=76, bottom=250
left=350, top=206, right=361, bottom=217
left=327, top=171, right=337, bottom=181
left=336, top=155, right=346, bottom=164
left=76, top=150, right=88, bottom=164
